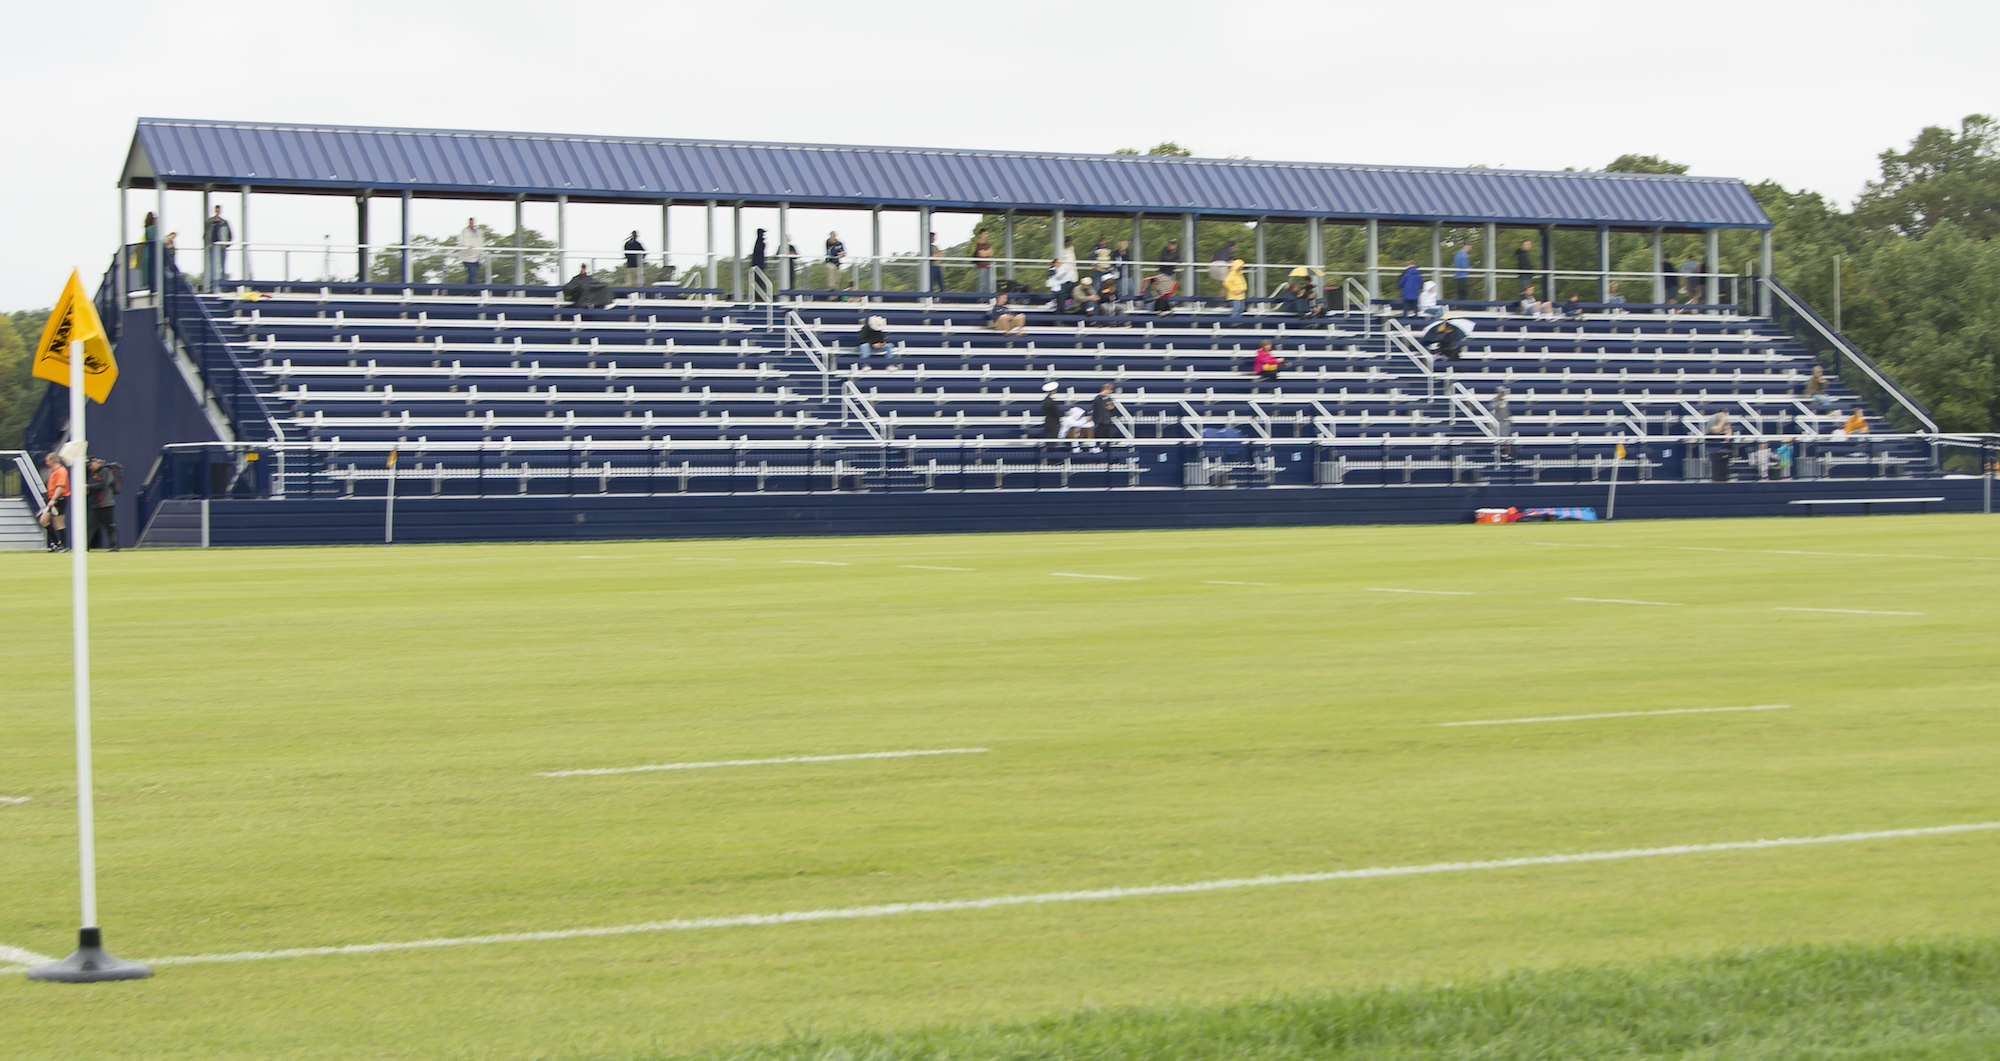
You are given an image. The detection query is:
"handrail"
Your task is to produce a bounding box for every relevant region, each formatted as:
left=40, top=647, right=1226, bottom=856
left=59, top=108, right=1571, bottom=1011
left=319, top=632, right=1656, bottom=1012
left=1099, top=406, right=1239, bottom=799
left=1381, top=318, right=1438, bottom=396
left=1764, top=277, right=1937, bottom=434
left=6, top=451, right=47, bottom=510
left=161, top=258, right=285, bottom=442
left=784, top=310, right=836, bottom=402
left=840, top=380, right=885, bottom=441
left=1447, top=382, right=1498, bottom=437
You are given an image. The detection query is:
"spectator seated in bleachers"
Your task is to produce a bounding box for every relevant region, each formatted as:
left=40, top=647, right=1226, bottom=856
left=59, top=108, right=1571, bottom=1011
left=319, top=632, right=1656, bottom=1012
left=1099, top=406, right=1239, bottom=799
left=1419, top=317, right=1474, bottom=362
left=1805, top=365, right=1832, bottom=406
left=561, top=265, right=614, bottom=309
left=1563, top=294, right=1582, bottom=317
left=1279, top=279, right=1317, bottom=317
left=1517, top=285, right=1555, bottom=319
left=856, top=314, right=896, bottom=358
left=1418, top=280, right=1441, bottom=319
left=988, top=293, right=1027, bottom=337
left=1251, top=341, right=1284, bottom=390
left=1143, top=271, right=1178, bottom=314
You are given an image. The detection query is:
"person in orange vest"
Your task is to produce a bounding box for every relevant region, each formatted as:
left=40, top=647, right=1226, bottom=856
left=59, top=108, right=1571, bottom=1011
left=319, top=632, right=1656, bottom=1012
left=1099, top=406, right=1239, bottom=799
left=40, top=452, right=70, bottom=552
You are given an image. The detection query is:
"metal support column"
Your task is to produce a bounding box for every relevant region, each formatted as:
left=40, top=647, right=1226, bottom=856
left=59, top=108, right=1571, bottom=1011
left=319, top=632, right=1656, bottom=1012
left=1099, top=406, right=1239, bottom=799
left=1652, top=229, right=1666, bottom=304
left=917, top=206, right=932, bottom=293
left=1541, top=225, right=1555, bottom=299
left=778, top=201, right=792, bottom=294
left=1758, top=231, right=1773, bottom=316
left=399, top=189, right=412, bottom=284
left=1002, top=210, right=1015, bottom=282
left=1307, top=217, right=1323, bottom=285
left=1598, top=226, right=1611, bottom=302
left=1051, top=209, right=1065, bottom=268
left=871, top=206, right=883, bottom=291
left=1254, top=217, right=1267, bottom=298
left=1130, top=214, right=1144, bottom=290
left=1705, top=228, right=1721, bottom=305
left=512, top=196, right=525, bottom=286
left=200, top=187, right=211, bottom=291
left=704, top=200, right=717, bottom=287
left=1364, top=219, right=1379, bottom=300
left=239, top=185, right=252, bottom=282
left=555, top=194, right=568, bottom=280
left=731, top=203, right=743, bottom=301
left=661, top=200, right=671, bottom=280
left=355, top=191, right=369, bottom=283
left=1429, top=222, right=1441, bottom=280
left=1182, top=213, right=1197, bottom=296
left=116, top=186, right=128, bottom=305
left=1483, top=222, right=1497, bottom=300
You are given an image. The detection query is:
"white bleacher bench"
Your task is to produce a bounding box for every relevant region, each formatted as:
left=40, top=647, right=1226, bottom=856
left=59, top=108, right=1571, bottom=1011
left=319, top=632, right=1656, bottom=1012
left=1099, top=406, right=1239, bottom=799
left=1788, top=496, right=1945, bottom=516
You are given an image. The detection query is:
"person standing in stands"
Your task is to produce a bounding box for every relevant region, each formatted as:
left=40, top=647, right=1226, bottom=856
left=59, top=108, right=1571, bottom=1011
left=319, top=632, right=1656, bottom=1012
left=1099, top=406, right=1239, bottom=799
left=1040, top=382, right=1062, bottom=451
left=928, top=232, right=946, bottom=292
left=974, top=228, right=994, bottom=294
left=1222, top=258, right=1249, bottom=317
left=86, top=457, right=120, bottom=551
left=1113, top=240, right=1133, bottom=299
left=1680, top=253, right=1702, bottom=303
left=1398, top=263, right=1423, bottom=316
left=1708, top=410, right=1734, bottom=480
left=205, top=206, right=232, bottom=289
left=40, top=452, right=69, bottom=552
left=1492, top=386, right=1514, bottom=459
left=1662, top=248, right=1678, bottom=301
left=1452, top=242, right=1472, bottom=302
left=456, top=219, right=485, bottom=285
left=1158, top=237, right=1181, bottom=284
left=1515, top=239, right=1534, bottom=298
left=1208, top=241, right=1236, bottom=291
left=823, top=231, right=846, bottom=291
left=750, top=229, right=768, bottom=276
left=139, top=211, right=158, bottom=289
left=1091, top=383, right=1118, bottom=451
left=1776, top=437, right=1796, bottom=479
left=1091, top=236, right=1113, bottom=277
left=622, top=231, right=645, bottom=287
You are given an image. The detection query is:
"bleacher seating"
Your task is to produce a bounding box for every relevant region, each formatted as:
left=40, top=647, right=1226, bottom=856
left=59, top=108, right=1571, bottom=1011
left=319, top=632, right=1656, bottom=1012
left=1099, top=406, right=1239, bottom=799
left=189, top=281, right=1924, bottom=494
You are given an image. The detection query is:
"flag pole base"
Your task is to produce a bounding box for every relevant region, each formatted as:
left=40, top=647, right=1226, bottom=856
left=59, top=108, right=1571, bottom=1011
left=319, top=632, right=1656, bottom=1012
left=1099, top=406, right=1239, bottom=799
left=27, top=928, right=152, bottom=983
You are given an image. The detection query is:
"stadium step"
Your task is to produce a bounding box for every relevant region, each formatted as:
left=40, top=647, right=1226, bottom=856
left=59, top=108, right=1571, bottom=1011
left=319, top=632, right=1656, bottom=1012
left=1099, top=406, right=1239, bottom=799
left=0, top=496, right=48, bottom=550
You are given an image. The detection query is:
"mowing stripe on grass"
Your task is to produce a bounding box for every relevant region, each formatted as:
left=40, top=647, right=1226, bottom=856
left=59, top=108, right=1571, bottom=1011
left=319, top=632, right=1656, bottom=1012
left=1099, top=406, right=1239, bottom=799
left=128, top=822, right=2000, bottom=970
left=1439, top=705, right=1792, bottom=727
left=902, top=565, right=975, bottom=571
left=536, top=748, right=991, bottom=778
left=1564, top=597, right=1684, bottom=607
left=1525, top=541, right=2000, bottom=563
left=1368, top=588, right=1474, bottom=596
left=780, top=560, right=850, bottom=567
left=1052, top=572, right=1141, bottom=581
left=1205, top=581, right=1277, bottom=586
left=0, top=797, right=30, bottom=804
left=1776, top=607, right=1925, bottom=616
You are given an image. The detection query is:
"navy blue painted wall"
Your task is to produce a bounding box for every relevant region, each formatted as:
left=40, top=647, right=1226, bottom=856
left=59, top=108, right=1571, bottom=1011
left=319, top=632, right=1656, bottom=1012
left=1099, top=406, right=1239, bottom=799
left=187, top=479, right=1987, bottom=548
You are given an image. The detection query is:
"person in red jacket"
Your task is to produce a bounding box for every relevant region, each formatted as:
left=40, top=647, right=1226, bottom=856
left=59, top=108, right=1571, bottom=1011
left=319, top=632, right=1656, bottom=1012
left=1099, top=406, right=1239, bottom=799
left=1252, top=340, right=1284, bottom=390
left=40, top=452, right=70, bottom=552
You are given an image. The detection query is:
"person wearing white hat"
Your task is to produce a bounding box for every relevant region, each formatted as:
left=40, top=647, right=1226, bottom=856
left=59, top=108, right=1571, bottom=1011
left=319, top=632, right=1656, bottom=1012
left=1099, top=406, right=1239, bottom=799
left=1040, top=382, right=1061, bottom=450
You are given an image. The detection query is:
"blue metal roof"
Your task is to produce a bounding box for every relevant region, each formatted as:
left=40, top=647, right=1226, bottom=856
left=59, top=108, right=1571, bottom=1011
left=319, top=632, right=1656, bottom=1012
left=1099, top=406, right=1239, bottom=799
left=127, top=118, right=1771, bottom=230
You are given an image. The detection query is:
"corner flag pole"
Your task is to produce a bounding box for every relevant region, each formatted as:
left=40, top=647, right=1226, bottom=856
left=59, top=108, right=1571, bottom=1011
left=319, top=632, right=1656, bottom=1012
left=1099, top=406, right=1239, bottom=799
left=30, top=346, right=150, bottom=983
left=1606, top=441, right=1624, bottom=521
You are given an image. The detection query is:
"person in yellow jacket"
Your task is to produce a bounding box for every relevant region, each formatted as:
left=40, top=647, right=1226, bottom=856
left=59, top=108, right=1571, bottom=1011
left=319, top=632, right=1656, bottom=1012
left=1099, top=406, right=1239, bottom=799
left=1222, top=259, right=1248, bottom=317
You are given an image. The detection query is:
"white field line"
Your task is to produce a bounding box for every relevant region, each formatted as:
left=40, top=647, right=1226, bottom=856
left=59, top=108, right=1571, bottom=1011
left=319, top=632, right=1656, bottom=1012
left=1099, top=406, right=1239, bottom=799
left=537, top=748, right=990, bottom=778
left=1776, top=607, right=1925, bottom=616
left=1368, top=587, right=1474, bottom=595
left=1205, top=581, right=1277, bottom=586
left=125, top=822, right=2000, bottom=971
left=1564, top=597, right=1684, bottom=607
left=1051, top=572, right=1141, bottom=581
left=574, top=556, right=635, bottom=560
left=780, top=560, right=849, bottom=567
left=0, top=944, right=55, bottom=970
left=1525, top=541, right=2000, bottom=563
left=676, top=557, right=736, bottom=561
left=0, top=797, right=30, bottom=805
left=1440, top=705, right=1792, bottom=727
left=901, top=565, right=974, bottom=571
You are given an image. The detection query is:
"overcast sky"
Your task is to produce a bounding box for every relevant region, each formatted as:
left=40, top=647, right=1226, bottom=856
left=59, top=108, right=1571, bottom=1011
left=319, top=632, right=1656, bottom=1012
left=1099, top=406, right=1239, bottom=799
left=2, top=0, right=1992, bottom=310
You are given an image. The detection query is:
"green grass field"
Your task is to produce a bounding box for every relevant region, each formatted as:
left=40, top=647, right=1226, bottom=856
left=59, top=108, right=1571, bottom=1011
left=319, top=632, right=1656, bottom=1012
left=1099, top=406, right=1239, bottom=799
left=2, top=515, right=1997, bottom=1060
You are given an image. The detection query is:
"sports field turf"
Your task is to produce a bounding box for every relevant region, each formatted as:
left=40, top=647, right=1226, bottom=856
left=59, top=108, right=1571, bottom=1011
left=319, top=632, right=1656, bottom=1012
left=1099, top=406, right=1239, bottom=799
left=2, top=515, right=1996, bottom=1059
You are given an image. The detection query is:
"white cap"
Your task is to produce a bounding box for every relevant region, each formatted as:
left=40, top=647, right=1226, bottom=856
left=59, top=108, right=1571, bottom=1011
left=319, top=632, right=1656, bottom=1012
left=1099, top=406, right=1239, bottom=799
left=1042, top=382, right=1058, bottom=392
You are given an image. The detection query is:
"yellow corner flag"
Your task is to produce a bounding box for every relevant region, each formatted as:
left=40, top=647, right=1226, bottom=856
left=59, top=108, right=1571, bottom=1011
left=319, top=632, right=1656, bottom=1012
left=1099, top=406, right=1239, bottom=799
left=32, top=270, right=119, bottom=403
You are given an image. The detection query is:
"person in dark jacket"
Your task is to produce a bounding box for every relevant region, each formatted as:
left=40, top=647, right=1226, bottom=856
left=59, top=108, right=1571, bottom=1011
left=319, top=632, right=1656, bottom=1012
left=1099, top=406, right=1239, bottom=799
left=561, top=264, right=613, bottom=309
left=1515, top=240, right=1534, bottom=298
left=855, top=314, right=894, bottom=358
left=1040, top=382, right=1061, bottom=450
left=1397, top=264, right=1423, bottom=316
left=622, top=232, right=645, bottom=286
left=85, top=457, right=120, bottom=551
left=1090, top=384, right=1117, bottom=452
left=750, top=229, right=768, bottom=273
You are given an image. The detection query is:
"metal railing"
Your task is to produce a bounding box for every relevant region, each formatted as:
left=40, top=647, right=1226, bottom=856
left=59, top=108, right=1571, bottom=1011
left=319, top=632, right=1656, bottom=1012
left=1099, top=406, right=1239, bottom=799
left=1764, top=277, right=1937, bottom=435
left=160, top=258, right=284, bottom=442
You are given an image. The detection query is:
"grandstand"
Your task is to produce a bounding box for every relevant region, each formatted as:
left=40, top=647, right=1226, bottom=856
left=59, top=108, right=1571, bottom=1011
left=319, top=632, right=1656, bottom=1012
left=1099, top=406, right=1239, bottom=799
left=13, top=118, right=1988, bottom=548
